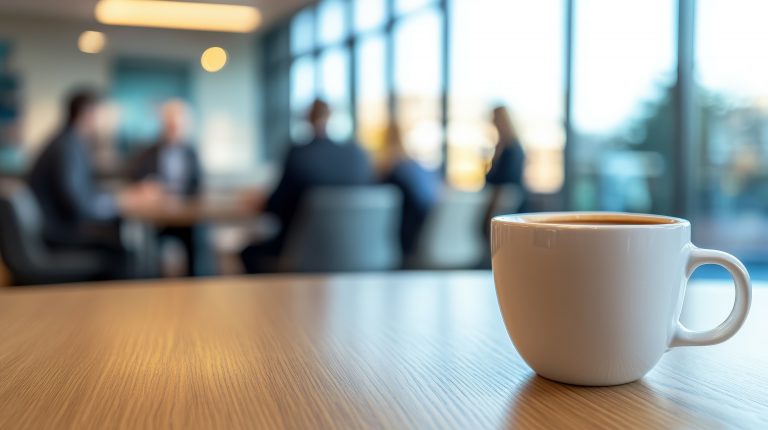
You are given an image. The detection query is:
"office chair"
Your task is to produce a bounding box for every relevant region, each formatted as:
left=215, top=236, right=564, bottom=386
left=0, top=181, right=107, bottom=285
left=280, top=185, right=403, bottom=272
left=409, top=188, right=497, bottom=270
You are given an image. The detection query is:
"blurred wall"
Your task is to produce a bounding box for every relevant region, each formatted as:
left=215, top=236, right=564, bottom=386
left=0, top=14, right=265, bottom=180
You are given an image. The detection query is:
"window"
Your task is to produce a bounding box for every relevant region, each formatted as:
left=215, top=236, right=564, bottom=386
left=693, top=0, right=768, bottom=259
left=393, top=8, right=443, bottom=168
left=290, top=8, right=315, bottom=56
left=290, top=56, right=316, bottom=142
left=449, top=0, right=564, bottom=191
left=570, top=0, right=676, bottom=213
left=356, top=34, right=388, bottom=154
left=318, top=0, right=348, bottom=46
left=319, top=48, right=353, bottom=141
left=354, top=0, right=387, bottom=32
left=395, top=0, right=435, bottom=16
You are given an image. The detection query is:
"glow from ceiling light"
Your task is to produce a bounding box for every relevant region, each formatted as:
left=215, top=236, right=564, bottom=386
left=78, top=31, right=107, bottom=54
left=95, top=0, right=261, bottom=33
left=201, top=47, right=228, bottom=72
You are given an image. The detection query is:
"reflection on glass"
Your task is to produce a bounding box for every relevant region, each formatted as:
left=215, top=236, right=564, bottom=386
left=449, top=0, right=564, bottom=191
left=356, top=35, right=388, bottom=155
left=290, top=55, right=316, bottom=142
left=694, top=0, right=768, bottom=259
left=290, top=8, right=315, bottom=56
left=571, top=0, right=675, bottom=213
left=393, top=9, right=443, bottom=168
left=354, top=0, right=387, bottom=32
left=318, top=0, right=347, bottom=46
left=319, top=48, right=353, bottom=141
left=395, top=0, right=435, bottom=16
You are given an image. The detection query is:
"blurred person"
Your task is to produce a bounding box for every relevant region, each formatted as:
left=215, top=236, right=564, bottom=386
left=380, top=122, right=439, bottom=263
left=486, top=106, right=526, bottom=193
left=240, top=99, right=374, bottom=273
left=27, top=88, right=160, bottom=279
left=130, top=99, right=202, bottom=276
left=131, top=100, right=201, bottom=197
left=483, top=106, right=528, bottom=236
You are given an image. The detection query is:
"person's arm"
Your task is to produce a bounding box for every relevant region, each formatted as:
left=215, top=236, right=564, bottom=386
left=55, top=139, right=118, bottom=222
left=186, top=147, right=202, bottom=197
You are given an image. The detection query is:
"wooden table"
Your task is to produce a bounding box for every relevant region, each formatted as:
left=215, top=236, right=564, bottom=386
left=0, top=272, right=766, bottom=429
left=121, top=195, right=255, bottom=228
left=120, top=194, right=261, bottom=276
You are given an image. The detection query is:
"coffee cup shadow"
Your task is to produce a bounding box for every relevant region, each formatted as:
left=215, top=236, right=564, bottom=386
left=501, top=374, right=708, bottom=428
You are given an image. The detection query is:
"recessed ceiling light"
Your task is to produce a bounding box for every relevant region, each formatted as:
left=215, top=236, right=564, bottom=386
left=78, top=31, right=107, bottom=54
left=95, top=1, right=261, bottom=33
left=201, top=47, right=228, bottom=72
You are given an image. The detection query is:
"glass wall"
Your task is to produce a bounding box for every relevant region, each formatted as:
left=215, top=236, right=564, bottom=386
left=289, top=55, right=316, bottom=142
left=356, top=34, right=388, bottom=154
left=263, top=0, right=768, bottom=266
left=319, top=48, right=353, bottom=141
left=393, top=8, right=443, bottom=169
left=570, top=0, right=676, bottom=214
left=449, top=0, right=564, bottom=191
left=693, top=0, right=768, bottom=261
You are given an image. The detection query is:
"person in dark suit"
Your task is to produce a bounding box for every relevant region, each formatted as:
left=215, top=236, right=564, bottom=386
left=380, top=122, right=439, bottom=263
left=130, top=100, right=203, bottom=276
left=27, top=89, right=160, bottom=279
left=240, top=99, right=374, bottom=273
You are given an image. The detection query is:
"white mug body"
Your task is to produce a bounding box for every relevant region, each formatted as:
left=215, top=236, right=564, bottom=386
left=492, top=212, right=693, bottom=386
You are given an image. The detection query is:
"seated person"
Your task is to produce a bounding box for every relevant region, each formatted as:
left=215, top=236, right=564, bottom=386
left=130, top=99, right=203, bottom=276
left=379, top=122, right=439, bottom=263
left=27, top=89, right=159, bottom=280
left=240, top=99, right=374, bottom=273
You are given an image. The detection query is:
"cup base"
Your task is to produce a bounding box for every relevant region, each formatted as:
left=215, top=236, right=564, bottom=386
left=535, top=372, right=643, bottom=387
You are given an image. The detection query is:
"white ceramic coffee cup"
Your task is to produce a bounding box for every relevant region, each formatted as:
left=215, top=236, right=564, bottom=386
left=491, top=212, right=751, bottom=386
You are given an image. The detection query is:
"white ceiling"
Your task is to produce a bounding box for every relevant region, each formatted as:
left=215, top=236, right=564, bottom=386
left=0, top=0, right=314, bottom=31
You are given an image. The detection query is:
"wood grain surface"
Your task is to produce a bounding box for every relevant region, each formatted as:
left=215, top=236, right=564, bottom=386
left=0, top=272, right=766, bottom=429
left=121, top=194, right=253, bottom=227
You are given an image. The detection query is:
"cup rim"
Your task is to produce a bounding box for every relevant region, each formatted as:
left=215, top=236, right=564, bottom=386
left=492, top=212, right=690, bottom=229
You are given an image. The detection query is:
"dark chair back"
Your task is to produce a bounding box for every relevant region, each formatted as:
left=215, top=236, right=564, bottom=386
left=281, top=186, right=402, bottom=272
left=0, top=180, right=106, bottom=285
left=0, top=181, right=48, bottom=275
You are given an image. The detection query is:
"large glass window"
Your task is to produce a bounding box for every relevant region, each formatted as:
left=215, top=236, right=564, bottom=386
left=267, top=0, right=768, bottom=272
left=570, top=0, right=676, bottom=214
left=449, top=0, right=564, bottom=191
left=319, top=48, right=353, bottom=141
left=290, top=8, right=315, bottom=56
left=354, top=0, right=387, bottom=32
left=356, top=34, right=389, bottom=155
left=290, top=56, right=316, bottom=142
left=318, top=0, right=348, bottom=46
left=395, top=0, right=435, bottom=16
left=693, top=0, right=768, bottom=260
left=393, top=8, right=443, bottom=169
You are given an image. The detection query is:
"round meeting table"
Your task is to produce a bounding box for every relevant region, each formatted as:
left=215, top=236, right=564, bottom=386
left=120, top=192, right=262, bottom=277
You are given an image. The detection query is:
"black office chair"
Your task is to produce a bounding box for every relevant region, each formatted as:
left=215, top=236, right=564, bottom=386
left=0, top=181, right=108, bottom=285
left=279, top=185, right=403, bottom=272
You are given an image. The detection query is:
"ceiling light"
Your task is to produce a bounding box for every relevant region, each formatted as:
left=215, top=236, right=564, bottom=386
left=95, top=1, right=261, bottom=33
left=201, top=47, right=228, bottom=72
left=78, top=31, right=107, bottom=54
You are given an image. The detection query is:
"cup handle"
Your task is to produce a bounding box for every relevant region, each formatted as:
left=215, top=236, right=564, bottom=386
left=670, top=246, right=752, bottom=348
